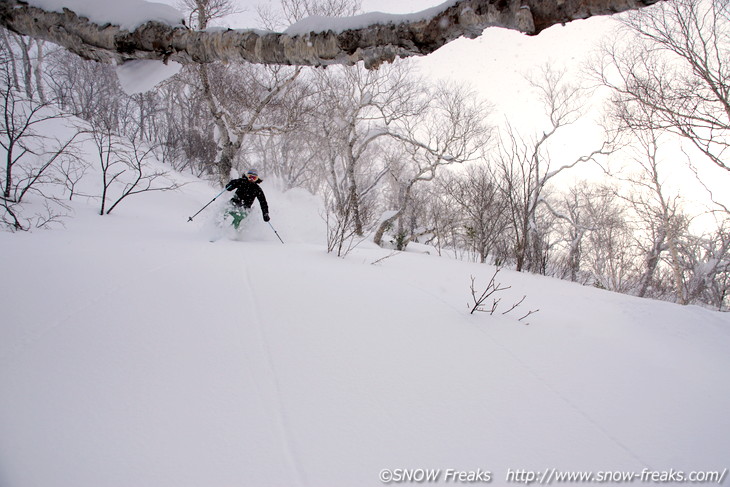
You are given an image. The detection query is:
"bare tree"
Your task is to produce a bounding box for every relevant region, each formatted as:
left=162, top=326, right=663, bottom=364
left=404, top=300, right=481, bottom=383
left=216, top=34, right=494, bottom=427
left=373, top=80, right=493, bottom=248
left=435, top=164, right=509, bottom=264
left=56, top=153, right=90, bottom=201
left=592, top=14, right=729, bottom=303
left=468, top=267, right=538, bottom=323
left=323, top=187, right=362, bottom=257
left=85, top=117, right=179, bottom=216
left=541, top=182, right=598, bottom=282
left=151, top=69, right=217, bottom=176
left=248, top=130, right=324, bottom=193
left=104, top=136, right=179, bottom=215
left=178, top=0, right=240, bottom=28
left=612, top=126, right=689, bottom=301
left=258, top=0, right=362, bottom=29
left=0, top=48, right=79, bottom=230
left=45, top=49, right=134, bottom=131
left=679, top=224, right=730, bottom=309
left=314, top=62, right=422, bottom=237
left=185, top=0, right=371, bottom=183
left=586, top=0, right=730, bottom=306
left=493, top=65, right=614, bottom=272
left=196, top=61, right=305, bottom=183
left=595, top=0, right=730, bottom=176
left=0, top=30, right=47, bottom=102
left=580, top=183, right=639, bottom=292
left=417, top=183, right=463, bottom=258
left=281, top=0, right=361, bottom=21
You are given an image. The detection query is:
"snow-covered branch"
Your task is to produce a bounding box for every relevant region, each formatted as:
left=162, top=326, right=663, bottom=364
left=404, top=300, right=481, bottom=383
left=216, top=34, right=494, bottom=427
left=0, top=0, right=662, bottom=69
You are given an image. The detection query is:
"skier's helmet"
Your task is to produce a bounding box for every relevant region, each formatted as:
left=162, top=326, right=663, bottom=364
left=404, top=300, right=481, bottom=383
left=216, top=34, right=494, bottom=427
left=246, top=169, right=259, bottom=181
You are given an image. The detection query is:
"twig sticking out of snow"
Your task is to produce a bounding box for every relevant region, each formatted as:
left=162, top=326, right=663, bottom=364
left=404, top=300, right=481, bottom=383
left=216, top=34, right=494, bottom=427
left=469, top=268, right=538, bottom=324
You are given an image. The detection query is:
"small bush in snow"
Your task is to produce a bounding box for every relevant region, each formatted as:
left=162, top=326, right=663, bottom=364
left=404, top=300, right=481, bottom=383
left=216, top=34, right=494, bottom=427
left=469, top=267, right=539, bottom=324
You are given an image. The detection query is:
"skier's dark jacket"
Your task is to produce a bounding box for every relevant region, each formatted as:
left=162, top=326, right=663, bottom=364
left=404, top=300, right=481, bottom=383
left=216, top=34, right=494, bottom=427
left=225, top=177, right=269, bottom=215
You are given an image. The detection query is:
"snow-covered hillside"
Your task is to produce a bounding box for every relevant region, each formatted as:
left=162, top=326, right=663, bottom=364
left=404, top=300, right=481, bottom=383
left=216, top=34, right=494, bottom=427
left=1, top=166, right=729, bottom=487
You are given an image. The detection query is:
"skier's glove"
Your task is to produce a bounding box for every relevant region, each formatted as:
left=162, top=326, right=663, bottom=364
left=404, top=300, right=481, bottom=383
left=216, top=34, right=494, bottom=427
left=263, top=213, right=270, bottom=222
left=225, top=182, right=234, bottom=191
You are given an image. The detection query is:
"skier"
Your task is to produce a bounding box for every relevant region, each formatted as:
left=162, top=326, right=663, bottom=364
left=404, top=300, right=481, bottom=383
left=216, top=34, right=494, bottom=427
left=224, top=169, right=270, bottom=229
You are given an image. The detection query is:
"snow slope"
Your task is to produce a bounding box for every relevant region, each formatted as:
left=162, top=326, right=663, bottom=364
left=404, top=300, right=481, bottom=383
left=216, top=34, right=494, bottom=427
left=1, top=171, right=729, bottom=487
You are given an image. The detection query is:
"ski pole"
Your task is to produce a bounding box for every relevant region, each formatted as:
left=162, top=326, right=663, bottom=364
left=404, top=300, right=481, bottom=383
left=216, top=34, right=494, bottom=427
left=268, top=221, right=284, bottom=244
left=187, top=189, right=226, bottom=222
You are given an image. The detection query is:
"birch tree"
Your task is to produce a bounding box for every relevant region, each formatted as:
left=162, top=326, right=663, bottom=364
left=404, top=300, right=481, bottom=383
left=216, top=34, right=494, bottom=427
left=442, top=165, right=509, bottom=264
left=581, top=184, right=638, bottom=292
left=0, top=48, right=79, bottom=230
left=595, top=0, right=730, bottom=176
left=315, top=61, right=422, bottom=237
left=0, top=0, right=662, bottom=69
left=181, top=0, right=308, bottom=183
left=679, top=225, right=730, bottom=309
left=614, top=127, right=688, bottom=301
left=373, top=81, right=493, bottom=248
left=548, top=182, right=599, bottom=283
left=493, top=65, right=614, bottom=272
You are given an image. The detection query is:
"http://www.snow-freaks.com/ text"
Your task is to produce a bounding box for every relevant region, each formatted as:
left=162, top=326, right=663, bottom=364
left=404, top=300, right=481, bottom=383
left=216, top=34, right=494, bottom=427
left=378, top=467, right=728, bottom=484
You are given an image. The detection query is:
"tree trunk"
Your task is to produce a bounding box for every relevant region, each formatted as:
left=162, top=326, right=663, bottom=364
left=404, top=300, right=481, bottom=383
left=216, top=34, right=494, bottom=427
left=568, top=243, right=579, bottom=281
left=637, top=229, right=665, bottom=297
left=667, top=234, right=685, bottom=304
left=34, top=40, right=46, bottom=104
left=16, top=36, right=32, bottom=100
left=373, top=180, right=416, bottom=247
left=4, top=144, right=13, bottom=200
left=0, top=29, right=20, bottom=90
left=197, top=64, right=236, bottom=183
left=373, top=209, right=401, bottom=248
left=345, top=145, right=363, bottom=236
left=0, top=0, right=662, bottom=69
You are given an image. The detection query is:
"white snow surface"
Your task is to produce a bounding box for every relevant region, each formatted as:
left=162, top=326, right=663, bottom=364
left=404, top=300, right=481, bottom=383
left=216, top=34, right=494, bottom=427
left=1, top=124, right=729, bottom=486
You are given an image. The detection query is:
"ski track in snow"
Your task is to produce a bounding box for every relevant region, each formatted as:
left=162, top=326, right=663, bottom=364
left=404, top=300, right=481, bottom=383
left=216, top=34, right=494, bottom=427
left=237, top=247, right=308, bottom=487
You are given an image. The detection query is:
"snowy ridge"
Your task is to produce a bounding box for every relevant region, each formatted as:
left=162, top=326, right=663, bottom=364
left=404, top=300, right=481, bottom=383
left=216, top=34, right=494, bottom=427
left=1, top=164, right=729, bottom=486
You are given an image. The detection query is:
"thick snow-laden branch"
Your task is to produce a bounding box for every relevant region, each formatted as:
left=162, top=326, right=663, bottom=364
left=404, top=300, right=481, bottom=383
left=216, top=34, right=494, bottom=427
left=0, top=0, right=662, bottom=69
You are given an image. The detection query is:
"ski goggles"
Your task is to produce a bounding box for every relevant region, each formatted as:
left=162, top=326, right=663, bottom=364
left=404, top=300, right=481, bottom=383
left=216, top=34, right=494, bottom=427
left=247, top=173, right=258, bottom=181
